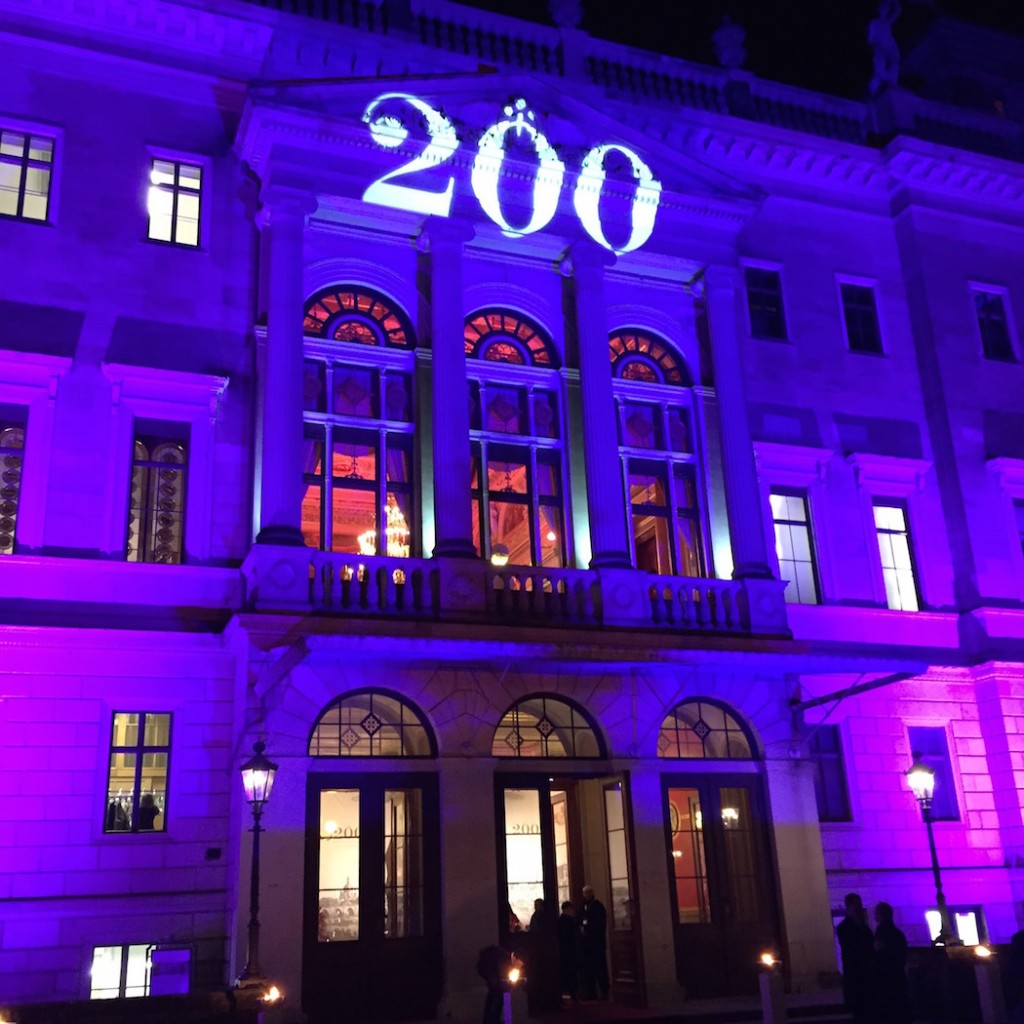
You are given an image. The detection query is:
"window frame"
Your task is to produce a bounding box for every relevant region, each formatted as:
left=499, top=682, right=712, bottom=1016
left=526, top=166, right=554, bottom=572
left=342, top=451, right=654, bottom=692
left=872, top=498, right=921, bottom=612
left=103, top=711, right=172, bottom=835
left=143, top=148, right=209, bottom=250
left=742, top=263, right=788, bottom=342
left=836, top=276, right=884, bottom=355
left=807, top=723, right=851, bottom=822
left=906, top=724, right=960, bottom=822
left=0, top=118, right=61, bottom=224
left=769, top=486, right=821, bottom=605
left=128, top=425, right=190, bottom=565
left=969, top=283, right=1018, bottom=363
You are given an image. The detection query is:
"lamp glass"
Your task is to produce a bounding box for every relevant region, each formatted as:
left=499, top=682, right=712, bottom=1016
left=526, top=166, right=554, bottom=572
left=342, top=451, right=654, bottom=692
left=240, top=742, right=278, bottom=807
left=906, top=758, right=935, bottom=805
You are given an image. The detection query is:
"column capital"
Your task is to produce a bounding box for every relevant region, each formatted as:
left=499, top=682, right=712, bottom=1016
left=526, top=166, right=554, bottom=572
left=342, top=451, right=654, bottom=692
left=418, top=217, right=474, bottom=253
left=701, top=263, right=743, bottom=297
left=256, top=187, right=318, bottom=230
left=561, top=238, right=616, bottom=278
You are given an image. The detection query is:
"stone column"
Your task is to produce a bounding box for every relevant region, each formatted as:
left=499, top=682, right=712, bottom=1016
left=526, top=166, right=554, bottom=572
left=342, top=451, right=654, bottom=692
left=256, top=187, right=317, bottom=545
left=567, top=241, right=631, bottom=568
left=423, top=218, right=476, bottom=558
left=703, top=265, right=773, bottom=578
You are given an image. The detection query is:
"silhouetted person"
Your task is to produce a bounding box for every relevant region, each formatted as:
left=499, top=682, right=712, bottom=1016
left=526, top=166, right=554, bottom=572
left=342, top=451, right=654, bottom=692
left=837, top=892, right=875, bottom=1023
left=580, top=885, right=609, bottom=1001
left=558, top=901, right=579, bottom=1003
left=137, top=794, right=160, bottom=830
left=1008, top=928, right=1024, bottom=1020
left=527, top=898, right=560, bottom=1013
left=477, top=944, right=515, bottom=1024
left=874, top=902, right=910, bottom=1024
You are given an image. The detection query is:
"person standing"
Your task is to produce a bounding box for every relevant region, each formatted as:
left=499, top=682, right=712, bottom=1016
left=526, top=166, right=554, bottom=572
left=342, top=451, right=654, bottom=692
left=579, top=884, right=609, bottom=1001
left=558, top=901, right=579, bottom=1003
left=527, top=898, right=560, bottom=1013
left=873, top=902, right=910, bottom=1024
left=836, top=892, right=875, bottom=1023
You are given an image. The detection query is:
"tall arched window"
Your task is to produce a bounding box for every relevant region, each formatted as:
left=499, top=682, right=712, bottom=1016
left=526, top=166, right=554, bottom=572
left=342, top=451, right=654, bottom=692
left=492, top=695, right=604, bottom=758
left=302, top=286, right=417, bottom=556
left=466, top=310, right=567, bottom=567
left=611, top=330, right=707, bottom=578
left=309, top=689, right=435, bottom=757
left=657, top=698, right=754, bottom=759
left=0, top=418, right=25, bottom=555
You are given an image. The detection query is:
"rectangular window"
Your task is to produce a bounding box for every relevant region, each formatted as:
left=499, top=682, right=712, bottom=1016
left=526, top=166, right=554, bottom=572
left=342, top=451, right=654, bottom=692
left=907, top=725, right=959, bottom=820
left=127, top=424, right=188, bottom=564
left=0, top=407, right=27, bottom=555
left=147, top=158, right=202, bottom=246
left=770, top=489, right=820, bottom=604
left=744, top=267, right=787, bottom=341
left=319, top=789, right=361, bottom=941
left=90, top=944, right=190, bottom=999
left=972, top=289, right=1015, bottom=362
left=924, top=908, right=985, bottom=945
left=384, top=788, right=424, bottom=938
left=1015, top=499, right=1024, bottom=559
left=104, top=712, right=170, bottom=833
left=0, top=129, right=54, bottom=221
left=840, top=282, right=882, bottom=354
left=873, top=501, right=919, bottom=611
left=808, top=725, right=851, bottom=822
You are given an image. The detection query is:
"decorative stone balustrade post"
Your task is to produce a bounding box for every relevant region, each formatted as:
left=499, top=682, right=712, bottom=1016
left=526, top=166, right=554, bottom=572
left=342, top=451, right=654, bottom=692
left=567, top=241, right=631, bottom=568
left=256, top=187, right=317, bottom=545
left=422, top=218, right=476, bottom=558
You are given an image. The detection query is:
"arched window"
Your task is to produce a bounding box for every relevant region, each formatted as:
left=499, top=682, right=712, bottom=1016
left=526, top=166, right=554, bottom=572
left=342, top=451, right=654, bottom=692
left=127, top=433, right=188, bottom=564
left=0, top=420, right=25, bottom=555
left=464, top=309, right=558, bottom=368
left=309, top=690, right=435, bottom=757
left=467, top=310, right=567, bottom=567
left=492, top=695, right=604, bottom=758
left=302, top=286, right=417, bottom=555
left=657, top=698, right=754, bottom=759
left=611, top=329, right=707, bottom=579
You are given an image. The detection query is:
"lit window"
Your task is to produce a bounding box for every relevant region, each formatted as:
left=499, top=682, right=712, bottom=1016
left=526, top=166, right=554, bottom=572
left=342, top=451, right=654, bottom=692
left=612, top=331, right=706, bottom=578
left=90, top=944, right=190, bottom=999
left=924, top=909, right=984, bottom=945
left=302, top=287, right=417, bottom=554
left=808, top=725, right=850, bottom=821
left=972, top=288, right=1016, bottom=362
left=147, top=158, right=202, bottom=246
left=0, top=129, right=54, bottom=221
left=770, top=489, right=820, bottom=604
left=657, top=698, right=753, bottom=759
left=840, top=282, right=882, bottom=354
left=744, top=267, right=787, bottom=340
left=464, top=309, right=556, bottom=367
left=104, top=712, right=170, bottom=833
left=0, top=409, right=27, bottom=555
left=873, top=501, right=919, bottom=610
left=309, top=691, right=434, bottom=757
left=492, top=695, right=603, bottom=758
left=127, top=426, right=188, bottom=564
left=907, top=725, right=959, bottom=820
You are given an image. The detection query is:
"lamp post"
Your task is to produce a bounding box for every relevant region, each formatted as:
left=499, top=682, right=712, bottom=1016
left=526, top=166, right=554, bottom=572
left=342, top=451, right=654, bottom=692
left=905, top=757, right=960, bottom=947
left=238, top=740, right=278, bottom=985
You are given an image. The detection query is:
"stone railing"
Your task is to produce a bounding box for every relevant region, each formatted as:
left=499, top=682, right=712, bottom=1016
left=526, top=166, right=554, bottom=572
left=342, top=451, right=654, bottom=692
left=243, top=546, right=790, bottom=635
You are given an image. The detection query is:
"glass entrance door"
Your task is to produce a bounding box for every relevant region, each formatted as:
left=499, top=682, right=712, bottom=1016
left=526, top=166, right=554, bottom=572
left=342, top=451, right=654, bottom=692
left=664, top=775, right=777, bottom=997
left=304, top=772, right=440, bottom=1022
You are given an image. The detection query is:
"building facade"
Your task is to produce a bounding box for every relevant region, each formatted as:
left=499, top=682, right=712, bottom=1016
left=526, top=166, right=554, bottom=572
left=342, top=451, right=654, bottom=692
left=2, top=0, right=1024, bottom=1020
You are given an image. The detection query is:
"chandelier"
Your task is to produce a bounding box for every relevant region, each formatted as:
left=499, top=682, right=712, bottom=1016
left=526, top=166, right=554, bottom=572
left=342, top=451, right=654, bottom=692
left=358, top=497, right=410, bottom=558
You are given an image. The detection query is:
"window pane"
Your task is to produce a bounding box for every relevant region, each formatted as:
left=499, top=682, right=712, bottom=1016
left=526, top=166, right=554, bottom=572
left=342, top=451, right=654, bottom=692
left=605, top=785, right=631, bottom=931
left=629, top=467, right=666, bottom=506
left=633, top=513, right=671, bottom=575
left=504, top=789, right=544, bottom=931
left=174, top=191, right=200, bottom=246
left=319, top=790, right=361, bottom=941
left=667, top=407, right=691, bottom=453
left=384, top=789, right=424, bottom=939
left=178, top=163, right=202, bottom=190
left=303, top=361, right=326, bottom=412
left=532, top=391, right=558, bottom=438
left=150, top=159, right=176, bottom=187
left=539, top=506, right=564, bottom=568
left=484, top=387, right=524, bottom=434
left=384, top=372, right=413, bottom=422
left=333, top=439, right=376, bottom=481
left=0, top=420, right=25, bottom=555
left=123, top=944, right=150, bottom=997
left=488, top=459, right=527, bottom=494
left=334, top=482, right=376, bottom=555
left=676, top=515, right=703, bottom=578
left=536, top=455, right=560, bottom=498
left=490, top=500, right=531, bottom=566
left=719, top=788, right=763, bottom=923
left=0, top=132, right=25, bottom=157
left=147, top=187, right=173, bottom=242
left=668, top=789, right=710, bottom=924
left=28, top=136, right=53, bottom=162
left=622, top=403, right=658, bottom=449
left=21, top=166, right=49, bottom=221
left=90, top=946, right=123, bottom=999
left=0, top=163, right=20, bottom=216
left=384, top=492, right=412, bottom=558
left=908, top=726, right=959, bottom=820
left=334, top=368, right=376, bottom=418
left=745, top=268, right=786, bottom=340
left=810, top=725, right=851, bottom=821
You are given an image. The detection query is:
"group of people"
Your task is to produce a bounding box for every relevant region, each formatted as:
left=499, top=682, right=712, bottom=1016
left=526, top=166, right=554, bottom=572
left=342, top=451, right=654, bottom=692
left=837, top=892, right=911, bottom=1024
left=480, top=885, right=610, bottom=1024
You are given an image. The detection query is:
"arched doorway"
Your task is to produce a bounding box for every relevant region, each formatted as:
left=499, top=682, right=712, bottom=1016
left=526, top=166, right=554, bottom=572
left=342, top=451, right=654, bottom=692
left=303, top=690, right=440, bottom=1023
left=659, top=698, right=779, bottom=997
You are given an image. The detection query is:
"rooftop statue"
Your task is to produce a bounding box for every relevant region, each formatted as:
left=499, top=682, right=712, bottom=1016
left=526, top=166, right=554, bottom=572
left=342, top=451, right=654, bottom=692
left=868, top=0, right=902, bottom=94
left=548, top=0, right=583, bottom=30
left=712, top=15, right=747, bottom=72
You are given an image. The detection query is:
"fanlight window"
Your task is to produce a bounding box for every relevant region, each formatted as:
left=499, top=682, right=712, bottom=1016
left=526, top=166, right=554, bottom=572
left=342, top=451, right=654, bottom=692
left=465, top=310, right=557, bottom=367
left=309, top=691, right=434, bottom=757
left=304, top=286, right=414, bottom=349
left=492, top=696, right=603, bottom=758
left=610, top=331, right=690, bottom=386
left=658, top=699, right=754, bottom=760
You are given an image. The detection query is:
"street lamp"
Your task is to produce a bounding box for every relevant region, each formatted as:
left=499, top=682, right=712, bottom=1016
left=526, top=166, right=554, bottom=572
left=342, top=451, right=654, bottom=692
left=905, top=756, right=961, bottom=947
left=238, top=740, right=278, bottom=986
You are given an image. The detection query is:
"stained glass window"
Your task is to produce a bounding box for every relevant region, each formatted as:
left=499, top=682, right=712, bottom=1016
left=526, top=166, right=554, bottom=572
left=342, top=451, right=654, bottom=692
left=464, top=309, right=557, bottom=367
left=304, top=286, right=415, bottom=349
left=309, top=691, right=434, bottom=757
left=492, top=695, right=603, bottom=758
left=658, top=699, right=754, bottom=759
left=609, top=331, right=689, bottom=386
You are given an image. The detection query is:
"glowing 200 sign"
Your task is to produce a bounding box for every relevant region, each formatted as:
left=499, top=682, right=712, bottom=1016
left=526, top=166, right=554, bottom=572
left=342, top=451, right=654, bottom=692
left=361, top=93, right=662, bottom=254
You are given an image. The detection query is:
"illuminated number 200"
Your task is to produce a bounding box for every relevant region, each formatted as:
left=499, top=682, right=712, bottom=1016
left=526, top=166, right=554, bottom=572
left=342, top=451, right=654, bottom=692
left=361, top=94, right=662, bottom=255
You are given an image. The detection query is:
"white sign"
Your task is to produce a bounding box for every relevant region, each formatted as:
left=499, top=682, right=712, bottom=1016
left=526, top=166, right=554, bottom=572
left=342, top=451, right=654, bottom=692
left=361, top=93, right=662, bottom=254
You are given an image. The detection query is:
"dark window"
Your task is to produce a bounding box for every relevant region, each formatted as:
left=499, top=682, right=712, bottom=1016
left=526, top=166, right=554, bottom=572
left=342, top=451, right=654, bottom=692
left=128, top=425, right=188, bottom=564
left=1015, top=500, right=1024, bottom=559
left=745, top=267, right=787, bottom=341
left=0, top=129, right=54, bottom=221
left=873, top=501, right=919, bottom=611
left=840, top=283, right=882, bottom=354
left=973, top=290, right=1015, bottom=362
left=104, top=712, right=170, bottom=833
left=0, top=407, right=27, bottom=555
left=147, top=158, right=201, bottom=246
left=808, top=725, right=851, bottom=822
left=770, top=489, right=820, bottom=604
left=907, top=725, right=959, bottom=821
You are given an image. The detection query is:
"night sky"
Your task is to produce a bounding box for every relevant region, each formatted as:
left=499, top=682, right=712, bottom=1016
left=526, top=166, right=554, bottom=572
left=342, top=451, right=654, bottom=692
left=456, top=0, right=1024, bottom=99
